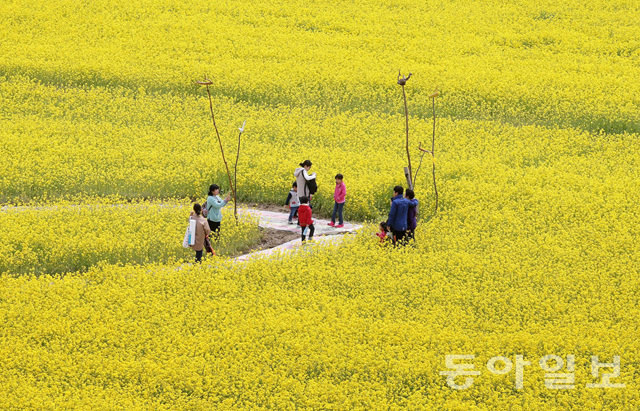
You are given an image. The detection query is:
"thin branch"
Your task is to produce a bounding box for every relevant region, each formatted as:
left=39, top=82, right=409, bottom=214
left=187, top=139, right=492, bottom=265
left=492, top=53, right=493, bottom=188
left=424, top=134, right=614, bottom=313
left=430, top=93, right=439, bottom=212
left=418, top=143, right=432, bottom=154
left=233, top=120, right=246, bottom=223
left=413, top=149, right=427, bottom=187
left=197, top=77, right=236, bottom=218
left=413, top=142, right=430, bottom=186
left=412, top=88, right=440, bottom=213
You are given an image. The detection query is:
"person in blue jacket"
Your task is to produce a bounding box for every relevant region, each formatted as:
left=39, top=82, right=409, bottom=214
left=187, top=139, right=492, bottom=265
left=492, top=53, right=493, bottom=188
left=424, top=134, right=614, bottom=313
left=386, top=185, right=411, bottom=245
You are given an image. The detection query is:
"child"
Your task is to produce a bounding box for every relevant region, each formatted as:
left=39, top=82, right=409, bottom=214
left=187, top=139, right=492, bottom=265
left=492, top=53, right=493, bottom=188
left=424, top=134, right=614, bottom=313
left=405, top=188, right=419, bottom=241
left=376, top=221, right=392, bottom=244
left=285, top=182, right=300, bottom=224
left=189, top=203, right=211, bottom=262
left=298, top=196, right=315, bottom=242
left=206, top=184, right=231, bottom=240
left=329, top=173, right=346, bottom=228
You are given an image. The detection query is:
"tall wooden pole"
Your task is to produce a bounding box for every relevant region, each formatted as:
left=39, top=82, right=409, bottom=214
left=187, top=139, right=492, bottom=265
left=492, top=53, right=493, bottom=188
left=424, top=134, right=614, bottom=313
left=402, top=86, right=412, bottom=188
left=398, top=71, right=413, bottom=189
left=197, top=78, right=237, bottom=222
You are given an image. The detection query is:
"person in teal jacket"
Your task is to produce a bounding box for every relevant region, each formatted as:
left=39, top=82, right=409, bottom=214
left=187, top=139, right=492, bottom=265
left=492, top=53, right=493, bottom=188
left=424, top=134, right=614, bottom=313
left=205, top=184, right=230, bottom=239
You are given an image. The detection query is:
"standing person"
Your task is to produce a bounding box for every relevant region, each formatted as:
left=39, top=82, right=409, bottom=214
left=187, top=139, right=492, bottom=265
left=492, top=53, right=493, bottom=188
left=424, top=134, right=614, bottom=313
left=285, top=182, right=300, bottom=224
left=189, top=203, right=211, bottom=263
left=386, top=185, right=411, bottom=246
left=294, top=160, right=316, bottom=206
left=405, top=188, right=419, bottom=241
left=297, top=196, right=315, bottom=242
left=205, top=184, right=231, bottom=240
left=329, top=173, right=346, bottom=228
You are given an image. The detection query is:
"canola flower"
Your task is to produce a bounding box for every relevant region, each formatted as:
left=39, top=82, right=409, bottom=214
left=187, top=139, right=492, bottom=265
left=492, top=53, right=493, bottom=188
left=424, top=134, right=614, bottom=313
left=0, top=201, right=261, bottom=276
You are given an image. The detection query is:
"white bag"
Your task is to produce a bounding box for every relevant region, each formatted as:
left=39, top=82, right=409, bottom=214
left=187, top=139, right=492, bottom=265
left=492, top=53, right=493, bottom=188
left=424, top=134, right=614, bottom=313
left=189, top=219, right=197, bottom=246
left=182, top=225, right=190, bottom=248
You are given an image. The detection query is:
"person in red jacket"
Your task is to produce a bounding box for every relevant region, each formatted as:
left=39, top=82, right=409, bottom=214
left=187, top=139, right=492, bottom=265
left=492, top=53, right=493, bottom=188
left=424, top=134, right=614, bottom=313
left=297, top=196, right=315, bottom=242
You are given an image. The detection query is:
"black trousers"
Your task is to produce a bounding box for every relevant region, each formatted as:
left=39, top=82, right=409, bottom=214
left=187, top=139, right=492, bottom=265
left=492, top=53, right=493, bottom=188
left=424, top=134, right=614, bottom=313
left=301, top=224, right=315, bottom=241
left=208, top=220, right=221, bottom=240
left=392, top=229, right=407, bottom=246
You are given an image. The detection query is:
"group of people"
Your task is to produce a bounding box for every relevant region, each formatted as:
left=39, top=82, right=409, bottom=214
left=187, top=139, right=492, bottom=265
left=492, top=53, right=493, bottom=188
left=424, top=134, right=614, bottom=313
left=287, top=160, right=347, bottom=242
left=377, top=185, right=419, bottom=246
left=186, top=159, right=419, bottom=262
left=287, top=159, right=420, bottom=247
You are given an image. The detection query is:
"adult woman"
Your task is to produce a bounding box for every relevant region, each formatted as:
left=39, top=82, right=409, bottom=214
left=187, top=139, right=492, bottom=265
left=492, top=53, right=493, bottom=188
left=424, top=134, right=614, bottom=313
left=205, top=184, right=231, bottom=240
left=189, top=203, right=211, bottom=262
left=294, top=160, right=316, bottom=203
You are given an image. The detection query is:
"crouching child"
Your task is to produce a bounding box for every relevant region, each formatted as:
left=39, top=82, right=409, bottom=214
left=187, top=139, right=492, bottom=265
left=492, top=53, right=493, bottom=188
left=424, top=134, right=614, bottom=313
left=376, top=221, right=393, bottom=244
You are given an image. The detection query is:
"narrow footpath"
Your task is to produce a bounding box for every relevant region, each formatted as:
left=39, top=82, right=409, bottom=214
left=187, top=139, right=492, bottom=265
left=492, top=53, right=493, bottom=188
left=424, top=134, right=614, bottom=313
left=234, top=208, right=363, bottom=262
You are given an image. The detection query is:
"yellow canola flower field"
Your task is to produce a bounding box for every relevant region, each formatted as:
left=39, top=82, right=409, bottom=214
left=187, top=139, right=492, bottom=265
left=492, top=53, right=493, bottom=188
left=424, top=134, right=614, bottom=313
left=1, top=0, right=640, bottom=408
left=2, top=76, right=639, bottom=222
left=1, top=0, right=639, bottom=133
left=1, top=224, right=639, bottom=408
left=0, top=201, right=261, bottom=276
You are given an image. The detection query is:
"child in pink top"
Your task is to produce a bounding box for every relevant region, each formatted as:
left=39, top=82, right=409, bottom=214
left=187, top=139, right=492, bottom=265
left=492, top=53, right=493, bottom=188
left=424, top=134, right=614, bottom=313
left=376, top=222, right=392, bottom=243
left=329, top=173, right=346, bottom=227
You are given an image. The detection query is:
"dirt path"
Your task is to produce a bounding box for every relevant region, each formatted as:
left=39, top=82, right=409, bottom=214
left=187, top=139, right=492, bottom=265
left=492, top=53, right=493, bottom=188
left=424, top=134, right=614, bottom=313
left=251, top=227, right=300, bottom=253
left=233, top=208, right=363, bottom=262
